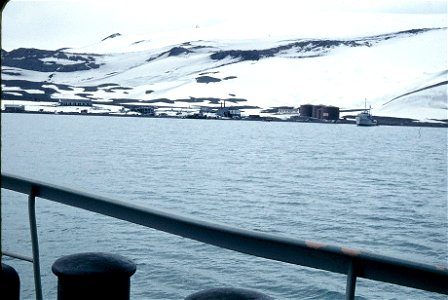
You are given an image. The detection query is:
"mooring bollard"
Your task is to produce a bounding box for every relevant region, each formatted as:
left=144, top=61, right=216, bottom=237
left=185, top=287, right=274, bottom=300
left=52, top=252, right=136, bottom=300
left=1, top=263, right=21, bottom=300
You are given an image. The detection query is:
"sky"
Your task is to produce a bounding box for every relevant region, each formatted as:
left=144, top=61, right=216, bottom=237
left=1, top=0, right=447, bottom=51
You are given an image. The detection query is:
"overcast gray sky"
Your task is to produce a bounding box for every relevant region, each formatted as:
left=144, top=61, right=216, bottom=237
left=1, top=0, right=447, bottom=50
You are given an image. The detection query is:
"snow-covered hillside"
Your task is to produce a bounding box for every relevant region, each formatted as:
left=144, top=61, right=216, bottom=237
left=1, top=27, right=447, bottom=122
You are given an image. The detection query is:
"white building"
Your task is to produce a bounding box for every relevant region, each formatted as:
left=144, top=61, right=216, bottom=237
left=4, top=104, right=25, bottom=112
left=59, top=99, right=92, bottom=106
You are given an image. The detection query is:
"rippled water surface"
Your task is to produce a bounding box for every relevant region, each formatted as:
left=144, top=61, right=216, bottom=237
left=2, top=114, right=447, bottom=299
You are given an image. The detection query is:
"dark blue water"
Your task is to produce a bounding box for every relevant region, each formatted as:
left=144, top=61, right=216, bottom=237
left=1, top=114, right=447, bottom=299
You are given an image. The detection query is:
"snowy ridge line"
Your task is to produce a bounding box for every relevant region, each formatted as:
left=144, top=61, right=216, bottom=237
left=207, top=27, right=445, bottom=61
left=383, top=81, right=448, bottom=106
left=2, top=27, right=443, bottom=61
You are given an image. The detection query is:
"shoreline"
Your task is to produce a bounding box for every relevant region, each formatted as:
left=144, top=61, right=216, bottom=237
left=2, top=110, right=447, bottom=128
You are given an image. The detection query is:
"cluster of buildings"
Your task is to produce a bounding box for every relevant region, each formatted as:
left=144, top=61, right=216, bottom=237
left=298, top=104, right=340, bottom=121
left=3, top=99, right=341, bottom=122
left=274, top=104, right=340, bottom=121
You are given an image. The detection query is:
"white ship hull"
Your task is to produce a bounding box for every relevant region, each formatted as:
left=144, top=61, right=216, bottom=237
left=356, top=112, right=377, bottom=126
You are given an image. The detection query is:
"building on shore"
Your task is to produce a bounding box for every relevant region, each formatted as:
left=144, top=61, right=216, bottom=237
left=59, top=99, right=92, bottom=106
left=277, top=107, right=299, bottom=114
left=215, top=99, right=241, bottom=119
left=299, top=104, right=340, bottom=121
left=216, top=107, right=241, bottom=118
left=299, top=104, right=313, bottom=117
left=128, top=105, right=156, bottom=116
left=320, top=106, right=340, bottom=120
left=3, top=104, right=25, bottom=112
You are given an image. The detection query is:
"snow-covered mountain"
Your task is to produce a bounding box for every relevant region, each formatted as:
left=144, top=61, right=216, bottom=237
left=1, top=27, right=447, bottom=122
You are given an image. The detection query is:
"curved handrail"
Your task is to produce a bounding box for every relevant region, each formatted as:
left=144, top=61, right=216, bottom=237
left=2, top=172, right=447, bottom=298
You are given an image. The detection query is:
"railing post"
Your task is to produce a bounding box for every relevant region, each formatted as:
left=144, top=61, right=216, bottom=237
left=1, top=263, right=21, bottom=300
left=28, top=186, right=43, bottom=300
left=52, top=252, right=136, bottom=300
left=185, top=287, right=274, bottom=300
left=346, top=259, right=357, bottom=300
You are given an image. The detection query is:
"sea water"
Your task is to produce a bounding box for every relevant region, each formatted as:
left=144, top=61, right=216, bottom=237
left=1, top=113, right=447, bottom=299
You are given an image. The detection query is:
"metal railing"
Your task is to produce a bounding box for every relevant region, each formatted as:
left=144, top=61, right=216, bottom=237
left=1, top=172, right=447, bottom=300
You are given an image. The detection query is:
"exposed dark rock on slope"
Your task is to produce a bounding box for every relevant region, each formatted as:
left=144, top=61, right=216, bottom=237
left=1, top=48, right=102, bottom=72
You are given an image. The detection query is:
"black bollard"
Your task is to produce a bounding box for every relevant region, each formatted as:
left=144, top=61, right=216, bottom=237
left=52, top=252, right=136, bottom=300
left=1, top=263, right=20, bottom=300
left=185, top=287, right=274, bottom=300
